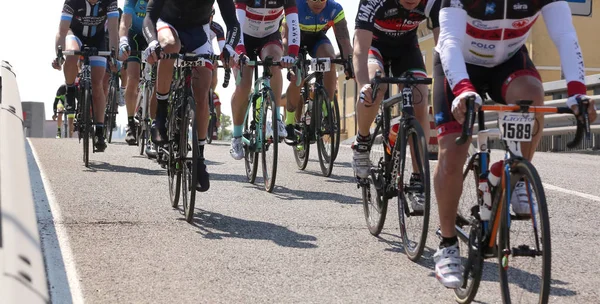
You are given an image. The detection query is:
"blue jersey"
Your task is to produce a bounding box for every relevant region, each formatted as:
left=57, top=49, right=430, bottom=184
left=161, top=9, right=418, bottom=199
left=297, top=0, right=344, bottom=35
left=123, top=0, right=147, bottom=33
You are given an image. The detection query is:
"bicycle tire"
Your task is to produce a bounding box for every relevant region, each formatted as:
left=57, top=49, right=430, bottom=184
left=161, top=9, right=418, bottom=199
left=316, top=88, right=336, bottom=177
left=139, top=85, right=152, bottom=155
left=106, top=77, right=118, bottom=143
left=293, top=92, right=311, bottom=170
left=397, top=119, right=430, bottom=262
left=181, top=96, right=198, bottom=223
left=261, top=89, right=278, bottom=193
left=498, top=160, right=550, bottom=304
left=207, top=114, right=215, bottom=144
left=168, top=93, right=181, bottom=208
left=244, top=95, right=259, bottom=183
left=361, top=124, right=388, bottom=236
left=82, top=87, right=91, bottom=167
left=332, top=94, right=341, bottom=162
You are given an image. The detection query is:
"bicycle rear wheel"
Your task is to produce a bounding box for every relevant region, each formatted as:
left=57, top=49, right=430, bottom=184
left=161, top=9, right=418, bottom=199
left=181, top=96, right=198, bottom=223
left=498, top=160, right=550, bottom=304
left=454, top=154, right=484, bottom=304
left=261, top=90, right=278, bottom=193
left=82, top=87, right=91, bottom=167
left=105, top=76, right=118, bottom=143
left=397, top=119, right=430, bottom=261
left=167, top=100, right=181, bottom=208
left=316, top=88, right=336, bottom=177
left=361, top=124, right=388, bottom=236
left=244, top=96, right=259, bottom=183
left=331, top=94, right=341, bottom=162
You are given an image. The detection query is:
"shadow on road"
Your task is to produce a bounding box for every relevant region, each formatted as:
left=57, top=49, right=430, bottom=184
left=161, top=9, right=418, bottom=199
left=85, top=161, right=164, bottom=176
left=188, top=210, right=318, bottom=249
left=377, top=232, right=436, bottom=269
left=271, top=185, right=361, bottom=204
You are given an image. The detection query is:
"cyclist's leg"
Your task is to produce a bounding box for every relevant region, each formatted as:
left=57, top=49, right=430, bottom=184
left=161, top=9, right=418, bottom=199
left=64, top=32, right=81, bottom=114
left=489, top=46, right=544, bottom=161
left=103, top=63, right=110, bottom=100
left=314, top=36, right=337, bottom=109
left=68, top=115, right=75, bottom=137
left=230, top=34, right=255, bottom=159
left=260, top=32, right=286, bottom=137
left=152, top=19, right=181, bottom=144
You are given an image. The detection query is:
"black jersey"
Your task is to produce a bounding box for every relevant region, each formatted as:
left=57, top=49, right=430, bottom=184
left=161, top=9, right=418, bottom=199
left=61, top=0, right=119, bottom=38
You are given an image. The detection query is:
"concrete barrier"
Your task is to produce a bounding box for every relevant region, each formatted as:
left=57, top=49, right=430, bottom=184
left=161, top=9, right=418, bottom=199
left=0, top=60, right=50, bottom=303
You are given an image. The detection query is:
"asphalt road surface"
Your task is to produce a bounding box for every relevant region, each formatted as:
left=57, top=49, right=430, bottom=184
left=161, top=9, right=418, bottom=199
left=27, top=138, right=600, bottom=303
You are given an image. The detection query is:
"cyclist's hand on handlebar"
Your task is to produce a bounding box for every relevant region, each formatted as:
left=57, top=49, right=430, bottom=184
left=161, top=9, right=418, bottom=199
left=281, top=55, right=296, bottom=69
left=451, top=91, right=482, bottom=124
left=52, top=57, right=62, bottom=71
left=119, top=37, right=131, bottom=61
left=344, top=59, right=354, bottom=79
left=221, top=44, right=237, bottom=69
left=567, top=94, right=597, bottom=123
left=359, top=84, right=375, bottom=107
left=143, top=40, right=161, bottom=64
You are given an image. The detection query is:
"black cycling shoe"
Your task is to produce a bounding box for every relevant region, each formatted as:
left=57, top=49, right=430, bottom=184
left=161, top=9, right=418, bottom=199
left=95, top=136, right=107, bottom=152
left=195, top=158, right=210, bottom=192
left=151, top=119, right=168, bottom=145
left=125, top=123, right=137, bottom=145
left=284, top=124, right=298, bottom=145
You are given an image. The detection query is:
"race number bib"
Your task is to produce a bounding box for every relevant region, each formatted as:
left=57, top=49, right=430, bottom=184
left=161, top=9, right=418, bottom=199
left=402, top=87, right=412, bottom=108
left=310, top=58, right=331, bottom=72
left=499, top=112, right=535, bottom=142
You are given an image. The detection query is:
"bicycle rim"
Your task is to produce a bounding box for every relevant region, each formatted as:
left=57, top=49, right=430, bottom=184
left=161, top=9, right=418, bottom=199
left=182, top=96, right=198, bottom=223
left=107, top=81, right=117, bottom=143
left=207, top=114, right=215, bottom=144
left=498, top=160, right=550, bottom=304
left=293, top=93, right=311, bottom=170
left=261, top=90, right=278, bottom=193
left=83, top=88, right=91, bottom=167
left=244, top=97, right=259, bottom=183
left=168, top=103, right=181, bottom=208
left=454, top=154, right=484, bottom=303
left=331, top=94, right=341, bottom=162
left=316, top=89, right=335, bottom=177
left=362, top=125, right=388, bottom=236
left=398, top=120, right=430, bottom=261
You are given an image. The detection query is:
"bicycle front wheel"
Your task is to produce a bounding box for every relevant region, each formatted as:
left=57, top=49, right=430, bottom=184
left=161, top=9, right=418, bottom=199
left=106, top=78, right=118, bottom=143
left=397, top=119, right=430, bottom=262
left=331, top=93, right=341, bottom=162
left=181, top=96, right=198, bottom=223
left=316, top=88, right=336, bottom=177
left=244, top=96, right=259, bottom=183
left=293, top=93, right=311, bottom=170
left=82, top=87, right=91, bottom=167
left=207, top=114, right=215, bottom=144
left=261, top=90, right=278, bottom=193
left=498, top=159, right=550, bottom=304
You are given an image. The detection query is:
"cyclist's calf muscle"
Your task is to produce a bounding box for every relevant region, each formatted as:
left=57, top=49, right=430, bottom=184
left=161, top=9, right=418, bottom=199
left=231, top=65, right=254, bottom=125
left=356, top=62, right=386, bottom=137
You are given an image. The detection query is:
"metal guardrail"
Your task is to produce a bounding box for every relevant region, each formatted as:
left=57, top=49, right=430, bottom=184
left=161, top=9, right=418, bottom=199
left=543, top=74, right=600, bottom=99
left=0, top=60, right=50, bottom=303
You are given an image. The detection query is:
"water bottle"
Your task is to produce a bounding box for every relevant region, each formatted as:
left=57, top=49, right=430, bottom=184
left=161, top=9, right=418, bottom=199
left=488, top=160, right=504, bottom=187
left=478, top=178, right=492, bottom=221
left=386, top=123, right=400, bottom=154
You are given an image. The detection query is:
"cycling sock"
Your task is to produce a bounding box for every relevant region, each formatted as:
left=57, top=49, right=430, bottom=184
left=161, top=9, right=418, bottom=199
left=156, top=92, right=169, bottom=119
left=128, top=116, right=135, bottom=126
left=233, top=125, right=243, bottom=138
left=66, top=84, right=77, bottom=111
left=356, top=133, right=370, bottom=143
left=285, top=110, right=295, bottom=125
left=95, top=123, right=104, bottom=137
left=57, top=127, right=61, bottom=132
left=198, top=139, right=206, bottom=159
left=440, top=236, right=459, bottom=248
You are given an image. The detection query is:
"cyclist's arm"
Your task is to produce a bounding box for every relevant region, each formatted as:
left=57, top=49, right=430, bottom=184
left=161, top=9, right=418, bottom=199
left=211, top=22, right=226, bottom=53
left=281, top=17, right=288, bottom=55
left=106, top=0, right=120, bottom=53
left=542, top=1, right=586, bottom=95
left=436, top=0, right=475, bottom=96
left=234, top=1, right=247, bottom=54
left=283, top=1, right=300, bottom=57
left=143, top=0, right=165, bottom=45
left=217, top=0, right=241, bottom=52
left=332, top=9, right=352, bottom=60
left=426, top=0, right=441, bottom=44
left=120, top=0, right=134, bottom=39
left=56, top=0, right=74, bottom=53
left=53, top=97, right=59, bottom=114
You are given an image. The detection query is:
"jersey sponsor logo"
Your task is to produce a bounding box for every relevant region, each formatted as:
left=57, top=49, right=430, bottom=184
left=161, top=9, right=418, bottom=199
left=466, top=24, right=502, bottom=41
left=357, top=0, right=381, bottom=23
left=512, top=19, right=529, bottom=28
left=268, top=9, right=279, bottom=14
left=384, top=8, right=399, bottom=17
left=513, top=3, right=528, bottom=11
left=485, top=2, right=496, bottom=15
left=471, top=41, right=496, bottom=50
left=136, top=12, right=145, bottom=18
left=471, top=20, right=499, bottom=30
left=469, top=49, right=494, bottom=58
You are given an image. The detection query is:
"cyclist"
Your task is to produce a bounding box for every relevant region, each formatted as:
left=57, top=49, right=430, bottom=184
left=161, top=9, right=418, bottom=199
left=351, top=0, right=440, bottom=206
left=432, top=0, right=597, bottom=289
left=103, top=8, right=127, bottom=110
left=281, top=0, right=353, bottom=142
left=229, top=0, right=301, bottom=160
left=211, top=91, right=222, bottom=140
left=52, top=0, right=120, bottom=152
left=142, top=0, right=239, bottom=192
left=208, top=7, right=224, bottom=141
left=119, top=0, right=149, bottom=145
left=52, top=84, right=73, bottom=138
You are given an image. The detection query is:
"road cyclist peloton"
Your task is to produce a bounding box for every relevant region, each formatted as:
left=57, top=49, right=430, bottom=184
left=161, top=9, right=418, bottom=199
left=142, top=0, right=240, bottom=192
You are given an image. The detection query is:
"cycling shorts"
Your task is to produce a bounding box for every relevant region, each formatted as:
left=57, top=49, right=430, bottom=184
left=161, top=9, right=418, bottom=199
left=243, top=32, right=282, bottom=61
left=433, top=45, right=541, bottom=137
left=126, top=30, right=148, bottom=64
left=157, top=19, right=214, bottom=69
left=301, top=32, right=332, bottom=58
left=368, top=37, right=427, bottom=79
left=67, top=32, right=107, bottom=68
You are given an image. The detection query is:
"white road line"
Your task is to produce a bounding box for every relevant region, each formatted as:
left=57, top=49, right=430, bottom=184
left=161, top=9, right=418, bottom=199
left=543, top=183, right=600, bottom=203
left=28, top=140, right=85, bottom=304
